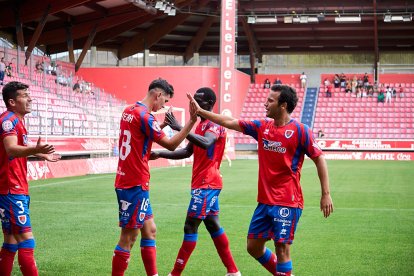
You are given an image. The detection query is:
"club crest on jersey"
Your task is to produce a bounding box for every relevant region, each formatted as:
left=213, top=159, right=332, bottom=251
left=18, top=215, right=27, bottom=224
left=285, top=130, right=294, bottom=138
left=139, top=212, right=145, bottom=221
left=278, top=207, right=290, bottom=218
left=152, top=121, right=161, bottom=132
left=23, top=134, right=28, bottom=145
left=2, top=120, right=13, bottom=132
left=120, top=200, right=132, bottom=211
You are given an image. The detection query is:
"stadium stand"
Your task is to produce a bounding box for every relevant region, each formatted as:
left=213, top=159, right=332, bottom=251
left=314, top=80, right=414, bottom=139
left=234, top=82, right=304, bottom=145
left=0, top=53, right=125, bottom=138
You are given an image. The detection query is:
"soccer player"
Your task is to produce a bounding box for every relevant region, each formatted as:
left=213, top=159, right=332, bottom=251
left=150, top=87, right=240, bottom=276
left=0, top=81, right=60, bottom=276
left=187, top=84, right=334, bottom=276
left=112, top=78, right=197, bottom=276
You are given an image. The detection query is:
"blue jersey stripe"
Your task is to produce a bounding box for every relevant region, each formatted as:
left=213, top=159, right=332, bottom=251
left=207, top=142, right=215, bottom=160
left=291, top=121, right=302, bottom=173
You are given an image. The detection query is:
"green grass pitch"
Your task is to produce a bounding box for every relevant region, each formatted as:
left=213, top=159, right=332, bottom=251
left=3, top=159, right=414, bottom=275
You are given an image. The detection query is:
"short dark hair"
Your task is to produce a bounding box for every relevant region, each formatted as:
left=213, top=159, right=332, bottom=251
left=271, top=84, right=298, bottom=114
left=149, top=78, right=174, bottom=98
left=195, top=87, right=216, bottom=105
left=2, top=81, right=29, bottom=108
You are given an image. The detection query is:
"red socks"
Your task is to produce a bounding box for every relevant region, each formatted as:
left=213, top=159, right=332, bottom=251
left=17, top=239, right=38, bottom=276
left=256, top=247, right=277, bottom=275
left=112, top=246, right=130, bottom=276
left=0, top=243, right=18, bottom=276
left=140, top=239, right=157, bottom=276
left=170, top=234, right=197, bottom=276
left=211, top=229, right=238, bottom=273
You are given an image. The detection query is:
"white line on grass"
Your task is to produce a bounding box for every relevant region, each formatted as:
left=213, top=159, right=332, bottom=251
left=30, top=174, right=114, bottom=189
left=30, top=200, right=414, bottom=212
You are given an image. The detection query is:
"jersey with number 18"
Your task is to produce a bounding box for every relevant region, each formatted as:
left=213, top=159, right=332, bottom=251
left=114, top=102, right=165, bottom=190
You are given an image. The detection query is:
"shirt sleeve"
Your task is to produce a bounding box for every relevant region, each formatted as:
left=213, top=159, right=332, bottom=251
left=238, top=119, right=262, bottom=141
left=1, top=117, right=18, bottom=138
left=205, top=122, right=221, bottom=138
left=302, top=124, right=323, bottom=158
left=145, top=114, right=166, bottom=142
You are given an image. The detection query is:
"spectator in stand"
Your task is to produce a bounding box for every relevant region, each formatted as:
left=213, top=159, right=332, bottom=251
left=300, top=72, right=307, bottom=88
left=345, top=79, right=352, bottom=93
left=398, top=84, right=405, bottom=98
left=5, top=62, right=12, bottom=77
left=373, top=82, right=379, bottom=94
left=274, top=78, right=282, bottom=85
left=333, top=74, right=340, bottom=88
left=0, top=57, right=5, bottom=85
left=326, top=84, right=332, bottom=98
left=73, top=81, right=81, bottom=93
left=323, top=78, right=331, bottom=89
left=363, top=73, right=369, bottom=87
left=385, top=86, right=392, bottom=103
left=318, top=129, right=325, bottom=138
left=264, top=78, right=271, bottom=89
left=340, top=73, right=346, bottom=89
left=351, top=76, right=358, bottom=94
left=35, top=61, right=43, bottom=73
left=357, top=77, right=363, bottom=88
left=377, top=91, right=385, bottom=103
left=365, top=83, right=374, bottom=96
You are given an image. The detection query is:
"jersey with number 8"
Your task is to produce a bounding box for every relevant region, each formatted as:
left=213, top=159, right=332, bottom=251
left=115, top=102, right=166, bottom=190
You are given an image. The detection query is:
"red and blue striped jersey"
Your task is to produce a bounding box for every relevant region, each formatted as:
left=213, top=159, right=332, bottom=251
left=192, top=119, right=226, bottom=189
left=239, top=118, right=322, bottom=208
left=0, top=111, right=29, bottom=195
left=115, top=102, right=165, bottom=190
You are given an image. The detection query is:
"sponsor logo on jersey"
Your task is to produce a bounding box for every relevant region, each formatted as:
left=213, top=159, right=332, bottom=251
left=120, top=200, right=132, bottom=211
left=139, top=212, right=145, bottom=221
left=2, top=120, right=13, bottom=132
left=18, top=215, right=27, bottom=224
left=285, top=130, right=294, bottom=138
left=262, top=138, right=286, bottom=153
left=278, top=207, right=290, bottom=218
left=193, top=189, right=202, bottom=196
left=264, top=129, right=269, bottom=135
left=280, top=228, right=287, bottom=236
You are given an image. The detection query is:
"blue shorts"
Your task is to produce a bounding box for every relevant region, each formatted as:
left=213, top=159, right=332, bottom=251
left=187, top=189, right=221, bottom=219
left=0, top=194, right=32, bottom=235
left=115, top=186, right=153, bottom=229
left=247, top=204, right=302, bottom=244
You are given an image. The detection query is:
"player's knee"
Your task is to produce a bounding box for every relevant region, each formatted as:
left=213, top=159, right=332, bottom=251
left=246, top=242, right=262, bottom=258
left=275, top=243, right=290, bottom=260
left=183, top=223, right=197, bottom=234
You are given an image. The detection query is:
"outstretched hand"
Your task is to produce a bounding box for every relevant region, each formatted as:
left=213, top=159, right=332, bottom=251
left=187, top=93, right=199, bottom=122
left=43, top=153, right=61, bottom=162
left=35, top=137, right=55, bottom=154
left=165, top=111, right=182, bottom=131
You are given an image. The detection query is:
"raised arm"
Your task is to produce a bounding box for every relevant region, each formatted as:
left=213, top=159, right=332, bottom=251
left=311, top=154, right=334, bottom=218
left=151, top=142, right=194, bottom=160
left=187, top=93, right=243, bottom=132
left=164, top=111, right=217, bottom=149
left=156, top=100, right=198, bottom=151
left=3, top=136, right=55, bottom=158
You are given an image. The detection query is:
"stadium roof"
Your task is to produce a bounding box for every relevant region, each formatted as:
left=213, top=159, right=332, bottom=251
left=0, top=0, right=413, bottom=65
